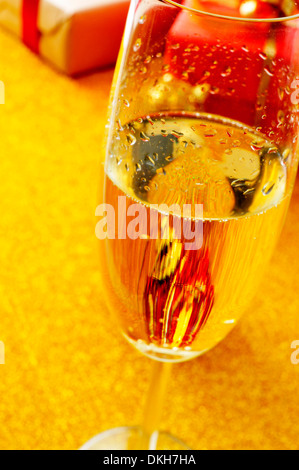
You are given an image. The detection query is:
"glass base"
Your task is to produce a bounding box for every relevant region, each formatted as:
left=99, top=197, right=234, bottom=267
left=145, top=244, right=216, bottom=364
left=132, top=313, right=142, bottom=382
left=124, top=334, right=208, bottom=363
left=79, top=426, right=191, bottom=450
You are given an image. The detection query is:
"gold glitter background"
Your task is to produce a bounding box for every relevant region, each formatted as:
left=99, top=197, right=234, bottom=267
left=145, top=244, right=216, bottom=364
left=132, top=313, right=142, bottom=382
left=0, top=27, right=299, bottom=450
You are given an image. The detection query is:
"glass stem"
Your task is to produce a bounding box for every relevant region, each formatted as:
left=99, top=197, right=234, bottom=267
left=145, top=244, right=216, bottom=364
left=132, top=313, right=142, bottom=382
left=139, top=360, right=172, bottom=450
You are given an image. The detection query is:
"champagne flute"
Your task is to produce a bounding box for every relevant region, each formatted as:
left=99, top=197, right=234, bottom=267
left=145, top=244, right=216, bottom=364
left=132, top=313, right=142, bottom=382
left=82, top=0, right=299, bottom=450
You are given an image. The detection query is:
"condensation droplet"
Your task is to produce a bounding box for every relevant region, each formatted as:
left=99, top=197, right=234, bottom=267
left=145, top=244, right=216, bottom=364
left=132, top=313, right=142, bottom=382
left=264, top=66, right=274, bottom=77
left=171, top=130, right=184, bottom=138
left=251, top=139, right=265, bottom=151
left=210, top=86, right=220, bottom=95
left=255, top=102, right=263, bottom=111
left=277, top=110, right=285, bottom=124
left=262, top=181, right=275, bottom=196
left=204, top=128, right=217, bottom=137
left=163, top=73, right=173, bottom=83
left=231, top=179, right=244, bottom=188
left=259, top=52, right=267, bottom=60
left=139, top=66, right=147, bottom=74
left=140, top=131, right=150, bottom=142
left=283, top=148, right=290, bottom=163
left=127, top=133, right=137, bottom=146
left=133, top=38, right=142, bottom=52
left=210, top=60, right=218, bottom=70
left=116, top=119, right=123, bottom=131
left=145, top=155, right=155, bottom=165
left=139, top=15, right=147, bottom=24
left=268, top=147, right=278, bottom=154
left=243, top=188, right=255, bottom=195
left=285, top=85, right=291, bottom=95
left=278, top=87, right=284, bottom=101
left=221, top=66, right=232, bottom=77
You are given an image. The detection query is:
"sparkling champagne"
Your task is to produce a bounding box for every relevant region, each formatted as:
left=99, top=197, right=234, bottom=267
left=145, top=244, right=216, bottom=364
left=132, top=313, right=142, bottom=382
left=100, top=113, right=290, bottom=361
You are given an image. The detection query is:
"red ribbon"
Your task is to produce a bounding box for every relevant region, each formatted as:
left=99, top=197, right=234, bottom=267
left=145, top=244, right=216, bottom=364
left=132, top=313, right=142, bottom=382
left=22, top=0, right=40, bottom=54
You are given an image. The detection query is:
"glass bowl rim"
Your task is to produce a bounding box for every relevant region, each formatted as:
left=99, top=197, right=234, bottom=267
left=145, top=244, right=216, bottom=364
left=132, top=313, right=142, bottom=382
left=162, top=0, right=299, bottom=23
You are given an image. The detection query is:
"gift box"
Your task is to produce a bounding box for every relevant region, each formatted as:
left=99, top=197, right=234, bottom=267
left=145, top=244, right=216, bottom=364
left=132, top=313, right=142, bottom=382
left=0, top=0, right=130, bottom=75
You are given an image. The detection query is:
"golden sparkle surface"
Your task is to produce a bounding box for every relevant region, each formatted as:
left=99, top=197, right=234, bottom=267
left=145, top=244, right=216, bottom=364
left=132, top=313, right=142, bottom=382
left=0, top=27, right=299, bottom=450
